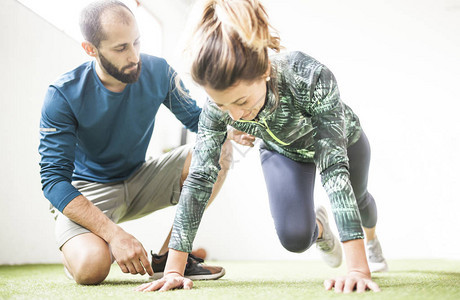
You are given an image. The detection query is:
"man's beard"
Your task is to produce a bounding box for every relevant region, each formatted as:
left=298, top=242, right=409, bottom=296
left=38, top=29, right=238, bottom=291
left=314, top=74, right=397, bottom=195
left=98, top=52, right=142, bottom=84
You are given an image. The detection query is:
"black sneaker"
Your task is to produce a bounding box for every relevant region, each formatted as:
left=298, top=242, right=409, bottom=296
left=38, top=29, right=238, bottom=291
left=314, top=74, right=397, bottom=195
left=150, top=251, right=225, bottom=280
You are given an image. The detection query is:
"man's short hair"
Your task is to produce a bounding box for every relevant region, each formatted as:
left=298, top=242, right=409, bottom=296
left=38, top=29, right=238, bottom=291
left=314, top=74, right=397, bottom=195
left=79, top=0, right=134, bottom=48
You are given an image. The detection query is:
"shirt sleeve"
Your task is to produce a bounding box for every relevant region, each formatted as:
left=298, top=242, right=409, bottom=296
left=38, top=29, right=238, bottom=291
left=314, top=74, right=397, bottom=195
left=306, top=66, right=364, bottom=242
left=39, top=86, right=81, bottom=212
left=168, top=100, right=228, bottom=252
left=162, top=66, right=202, bottom=133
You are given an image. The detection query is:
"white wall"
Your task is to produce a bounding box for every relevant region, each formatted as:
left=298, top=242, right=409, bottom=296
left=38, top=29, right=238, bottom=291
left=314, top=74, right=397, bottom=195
left=0, top=0, right=88, bottom=264
left=1, top=0, right=459, bottom=265
left=0, top=0, right=189, bottom=265
left=188, top=0, right=460, bottom=260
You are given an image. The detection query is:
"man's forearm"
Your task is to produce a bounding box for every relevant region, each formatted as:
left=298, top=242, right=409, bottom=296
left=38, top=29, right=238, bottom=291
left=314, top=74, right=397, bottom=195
left=62, top=194, right=121, bottom=243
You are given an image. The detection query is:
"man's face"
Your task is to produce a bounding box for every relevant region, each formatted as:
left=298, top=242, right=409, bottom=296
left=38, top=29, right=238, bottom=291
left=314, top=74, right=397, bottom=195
left=98, top=51, right=141, bottom=83
left=96, top=12, right=142, bottom=83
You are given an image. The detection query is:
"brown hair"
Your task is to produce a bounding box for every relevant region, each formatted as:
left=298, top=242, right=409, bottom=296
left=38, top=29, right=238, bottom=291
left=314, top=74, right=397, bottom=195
left=189, top=0, right=280, bottom=90
left=80, top=0, right=134, bottom=47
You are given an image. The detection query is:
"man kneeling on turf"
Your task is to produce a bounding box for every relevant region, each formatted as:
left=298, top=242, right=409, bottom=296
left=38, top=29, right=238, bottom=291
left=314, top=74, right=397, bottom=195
left=38, top=0, right=238, bottom=284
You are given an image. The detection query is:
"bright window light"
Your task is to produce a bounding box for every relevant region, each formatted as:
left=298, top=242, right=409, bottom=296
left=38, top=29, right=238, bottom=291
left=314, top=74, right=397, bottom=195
left=18, top=0, right=162, bottom=56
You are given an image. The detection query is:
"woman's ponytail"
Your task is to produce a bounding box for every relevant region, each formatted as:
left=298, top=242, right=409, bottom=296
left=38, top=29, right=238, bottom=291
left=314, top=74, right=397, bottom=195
left=189, top=0, right=280, bottom=90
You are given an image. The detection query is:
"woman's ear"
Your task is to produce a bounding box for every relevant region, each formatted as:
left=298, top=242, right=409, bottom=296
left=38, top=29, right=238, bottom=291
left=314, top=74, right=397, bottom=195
left=82, top=41, right=97, bottom=57
left=264, top=60, right=272, bottom=79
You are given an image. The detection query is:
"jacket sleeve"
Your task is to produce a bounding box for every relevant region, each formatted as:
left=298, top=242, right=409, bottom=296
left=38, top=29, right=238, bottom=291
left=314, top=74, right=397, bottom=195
left=162, top=66, right=202, bottom=133
left=306, top=66, right=364, bottom=242
left=38, top=86, right=81, bottom=212
left=168, top=100, right=228, bottom=252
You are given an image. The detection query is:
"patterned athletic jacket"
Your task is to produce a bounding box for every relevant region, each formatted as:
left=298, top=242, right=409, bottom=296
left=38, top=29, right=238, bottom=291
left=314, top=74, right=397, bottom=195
left=170, top=51, right=364, bottom=253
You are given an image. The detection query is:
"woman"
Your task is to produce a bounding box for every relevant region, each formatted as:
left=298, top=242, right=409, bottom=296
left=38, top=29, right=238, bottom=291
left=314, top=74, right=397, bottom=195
left=137, top=0, right=386, bottom=293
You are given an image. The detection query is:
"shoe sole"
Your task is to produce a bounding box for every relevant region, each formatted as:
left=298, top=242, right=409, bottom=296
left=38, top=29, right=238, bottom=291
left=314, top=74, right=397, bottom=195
left=149, top=268, right=226, bottom=281
left=369, top=262, right=389, bottom=273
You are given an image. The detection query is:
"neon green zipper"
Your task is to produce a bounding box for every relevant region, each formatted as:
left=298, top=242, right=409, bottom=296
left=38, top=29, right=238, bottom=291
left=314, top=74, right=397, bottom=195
left=237, top=117, right=290, bottom=146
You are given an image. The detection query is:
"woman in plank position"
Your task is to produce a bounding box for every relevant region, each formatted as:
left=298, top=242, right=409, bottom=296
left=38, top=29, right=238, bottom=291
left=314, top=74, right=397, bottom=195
left=137, top=0, right=387, bottom=293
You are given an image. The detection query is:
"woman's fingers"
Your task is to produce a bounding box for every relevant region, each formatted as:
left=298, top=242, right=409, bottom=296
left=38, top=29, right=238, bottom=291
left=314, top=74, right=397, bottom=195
left=134, top=282, right=151, bottom=291
left=356, top=279, right=367, bottom=293
left=135, top=279, right=166, bottom=292
left=183, top=278, right=193, bottom=290
left=366, top=280, right=381, bottom=292
left=333, top=277, right=345, bottom=293
left=324, top=276, right=381, bottom=293
left=323, top=279, right=335, bottom=290
left=242, top=134, right=256, bottom=141
left=135, top=276, right=193, bottom=292
left=343, top=277, right=358, bottom=293
left=159, top=277, right=183, bottom=292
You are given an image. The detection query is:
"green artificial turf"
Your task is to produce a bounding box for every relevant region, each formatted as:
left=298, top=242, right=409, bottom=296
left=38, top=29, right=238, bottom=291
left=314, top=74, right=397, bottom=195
left=0, top=260, right=459, bottom=299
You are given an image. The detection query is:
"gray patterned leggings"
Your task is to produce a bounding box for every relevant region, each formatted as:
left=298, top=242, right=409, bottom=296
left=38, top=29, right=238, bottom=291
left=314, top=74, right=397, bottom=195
left=259, top=131, right=377, bottom=253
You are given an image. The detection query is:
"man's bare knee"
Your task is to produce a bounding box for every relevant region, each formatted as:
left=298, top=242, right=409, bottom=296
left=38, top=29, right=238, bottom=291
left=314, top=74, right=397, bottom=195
left=72, top=251, right=111, bottom=285
left=62, top=233, right=112, bottom=285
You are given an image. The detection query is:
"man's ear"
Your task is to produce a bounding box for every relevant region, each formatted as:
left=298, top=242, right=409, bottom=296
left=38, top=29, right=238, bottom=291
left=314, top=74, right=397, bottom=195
left=82, top=41, right=97, bottom=57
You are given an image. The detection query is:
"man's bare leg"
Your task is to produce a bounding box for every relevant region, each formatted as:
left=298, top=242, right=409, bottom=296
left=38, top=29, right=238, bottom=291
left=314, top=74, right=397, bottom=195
left=61, top=233, right=113, bottom=285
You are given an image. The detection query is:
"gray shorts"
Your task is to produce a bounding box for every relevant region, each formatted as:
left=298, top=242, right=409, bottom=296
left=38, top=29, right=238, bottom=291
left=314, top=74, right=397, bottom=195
left=53, top=145, right=191, bottom=249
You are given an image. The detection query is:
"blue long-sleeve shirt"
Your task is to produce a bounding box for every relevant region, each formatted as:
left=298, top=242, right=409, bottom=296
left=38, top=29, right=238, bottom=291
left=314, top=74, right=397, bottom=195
left=39, top=54, right=201, bottom=212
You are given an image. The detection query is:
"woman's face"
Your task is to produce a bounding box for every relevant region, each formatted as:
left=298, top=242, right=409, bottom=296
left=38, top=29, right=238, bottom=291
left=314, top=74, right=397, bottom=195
left=204, top=78, right=267, bottom=121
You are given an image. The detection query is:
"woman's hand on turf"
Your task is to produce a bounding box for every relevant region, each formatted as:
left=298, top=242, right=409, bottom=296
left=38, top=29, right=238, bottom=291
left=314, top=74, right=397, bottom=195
left=323, top=271, right=380, bottom=293
left=135, top=273, right=193, bottom=292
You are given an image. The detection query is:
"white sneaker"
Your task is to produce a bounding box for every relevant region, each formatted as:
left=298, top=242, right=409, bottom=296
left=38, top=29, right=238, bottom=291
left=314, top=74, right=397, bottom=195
left=366, top=236, right=388, bottom=272
left=315, top=206, right=342, bottom=268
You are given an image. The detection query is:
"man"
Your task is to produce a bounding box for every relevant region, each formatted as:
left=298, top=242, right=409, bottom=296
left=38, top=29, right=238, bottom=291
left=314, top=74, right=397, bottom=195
left=39, top=0, right=233, bottom=285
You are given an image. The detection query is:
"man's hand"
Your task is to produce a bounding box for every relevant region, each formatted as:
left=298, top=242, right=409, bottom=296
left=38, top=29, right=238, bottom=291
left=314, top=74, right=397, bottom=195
left=108, top=228, right=153, bottom=276
left=135, top=273, right=193, bottom=292
left=228, top=128, right=256, bottom=147
left=62, top=195, right=153, bottom=276
left=323, top=271, right=380, bottom=293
